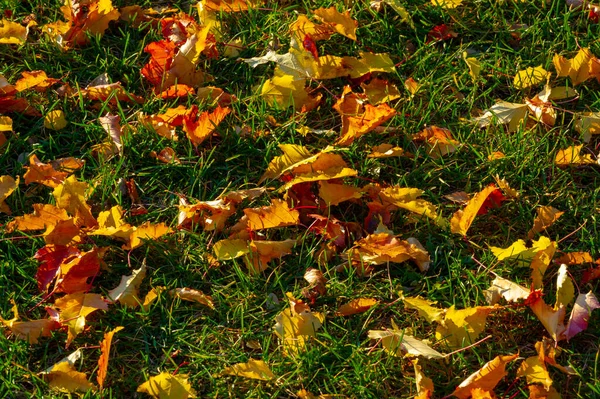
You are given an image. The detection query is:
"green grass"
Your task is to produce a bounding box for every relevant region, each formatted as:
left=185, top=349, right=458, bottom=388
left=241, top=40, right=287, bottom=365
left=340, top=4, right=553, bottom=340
left=1, top=0, right=600, bottom=397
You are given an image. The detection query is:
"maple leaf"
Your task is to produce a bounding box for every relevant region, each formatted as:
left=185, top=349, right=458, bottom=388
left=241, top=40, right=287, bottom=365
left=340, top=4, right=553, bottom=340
left=243, top=199, right=300, bottom=230
left=517, top=356, right=553, bottom=390
left=15, top=71, right=59, bottom=92
left=260, top=74, right=322, bottom=111
left=463, top=52, right=481, bottom=81
left=361, top=77, right=401, bottom=105
left=555, top=145, right=597, bottom=166
left=0, top=18, right=31, bottom=44
left=108, top=263, right=147, bottom=307
left=0, top=300, right=60, bottom=344
left=53, top=175, right=97, bottom=228
left=213, top=238, right=297, bottom=273
left=137, top=372, right=197, bottom=398
left=23, top=155, right=84, bottom=188
left=372, top=186, right=440, bottom=221
left=451, top=354, right=519, bottom=399
left=8, top=204, right=81, bottom=246
left=56, top=248, right=102, bottom=294
left=368, top=320, right=444, bottom=359
left=0, top=175, right=18, bottom=214
left=274, top=294, right=324, bottom=355
left=177, top=198, right=235, bottom=231
left=367, top=143, right=407, bottom=158
left=127, top=221, right=172, bottom=250
left=334, top=86, right=396, bottom=146
left=220, top=359, right=275, bottom=380
left=82, top=73, right=142, bottom=103
left=513, top=66, right=549, bottom=89
left=54, top=293, right=108, bottom=347
left=97, top=326, right=124, bottom=389
left=412, top=126, right=460, bottom=158
left=435, top=306, right=495, bottom=348
left=348, top=233, right=430, bottom=272
left=318, top=181, right=363, bottom=206
left=402, top=295, right=445, bottom=323
left=335, top=298, right=378, bottom=316
left=526, top=290, right=566, bottom=341
left=491, top=236, right=553, bottom=264
left=43, top=354, right=95, bottom=392
left=474, top=101, right=528, bottom=132
left=553, top=48, right=600, bottom=86
left=450, top=184, right=504, bottom=236
left=312, top=7, right=357, bottom=41
left=432, top=0, right=463, bottom=9
left=182, top=105, right=231, bottom=147
left=564, top=291, right=600, bottom=341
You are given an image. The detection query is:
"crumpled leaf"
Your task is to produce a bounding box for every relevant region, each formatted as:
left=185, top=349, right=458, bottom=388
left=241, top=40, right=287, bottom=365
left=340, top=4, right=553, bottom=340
left=243, top=199, right=300, bottom=230
left=81, top=73, right=143, bottom=103
left=514, top=66, right=548, bottom=89
left=137, top=372, right=197, bottom=398
left=98, top=113, right=124, bottom=157
left=451, top=354, right=519, bottom=399
left=484, top=276, right=529, bottom=305
left=0, top=18, right=31, bottom=44
left=527, top=206, right=564, bottom=239
left=361, top=78, right=401, bottom=105
left=97, top=326, right=124, bottom=389
left=435, top=306, right=495, bottom=348
left=474, top=101, right=528, bottom=132
left=348, top=233, right=430, bottom=272
left=220, top=359, right=275, bottom=380
left=564, top=291, right=600, bottom=341
left=0, top=175, right=18, bottom=214
left=54, top=293, right=108, bottom=347
left=0, top=300, right=60, bottom=344
left=107, top=263, right=147, bottom=307
left=274, top=294, right=324, bottom=355
left=368, top=320, right=443, bottom=359
left=412, top=126, right=459, bottom=158
left=335, top=298, right=378, bottom=316
left=7, top=204, right=81, bottom=245
left=53, top=175, right=97, bottom=227
left=170, top=288, right=215, bottom=309
left=450, top=184, right=504, bottom=236
left=23, top=155, right=84, bottom=188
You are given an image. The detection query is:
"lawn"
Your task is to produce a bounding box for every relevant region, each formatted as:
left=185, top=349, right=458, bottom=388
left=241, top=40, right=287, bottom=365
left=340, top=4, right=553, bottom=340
left=1, top=0, right=599, bottom=398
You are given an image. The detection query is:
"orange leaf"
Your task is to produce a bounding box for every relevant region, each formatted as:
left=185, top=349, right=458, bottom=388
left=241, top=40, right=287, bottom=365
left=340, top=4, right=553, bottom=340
left=452, top=354, right=519, bottom=399
left=97, top=326, right=124, bottom=389
left=182, top=105, right=231, bottom=147
left=450, top=184, right=501, bottom=236
left=335, top=298, right=378, bottom=316
left=0, top=175, right=18, bottom=214
left=0, top=18, right=30, bottom=44
left=54, top=293, right=108, bottom=347
left=244, top=199, right=300, bottom=230
left=15, top=70, right=59, bottom=92
left=23, top=155, right=84, bottom=188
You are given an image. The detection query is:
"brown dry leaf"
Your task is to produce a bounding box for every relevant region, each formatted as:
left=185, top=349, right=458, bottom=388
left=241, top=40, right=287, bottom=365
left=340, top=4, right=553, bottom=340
left=361, top=78, right=401, bottom=105
left=107, top=263, right=147, bottom=307
left=313, top=7, right=357, bottom=41
left=555, top=145, right=597, bottom=166
left=220, top=359, right=275, bottom=380
left=348, top=233, right=430, bottom=272
left=97, top=326, right=124, bottom=389
left=318, top=181, right=362, bottom=206
left=412, top=126, right=459, bottom=158
left=0, top=18, right=31, bottom=44
left=54, top=293, right=108, bottom=347
left=0, top=175, right=18, bottom=214
left=335, top=86, right=396, bottom=146
left=244, top=199, right=300, bottom=230
left=137, top=372, right=197, bottom=398
left=335, top=298, right=378, bottom=316
left=23, top=155, right=84, bottom=188
left=367, top=143, right=406, bottom=158
left=0, top=300, right=60, bottom=344
left=450, top=184, right=502, bottom=236
left=150, top=147, right=181, bottom=164
left=53, top=175, right=97, bottom=227
left=182, top=105, right=231, bottom=147
left=274, top=294, right=324, bottom=355
left=303, top=268, right=328, bottom=298
left=444, top=191, right=469, bottom=204
left=170, top=288, right=215, bottom=309
left=452, top=354, right=519, bottom=399
left=367, top=320, right=444, bottom=359
left=554, top=252, right=594, bottom=265
left=435, top=306, right=496, bottom=348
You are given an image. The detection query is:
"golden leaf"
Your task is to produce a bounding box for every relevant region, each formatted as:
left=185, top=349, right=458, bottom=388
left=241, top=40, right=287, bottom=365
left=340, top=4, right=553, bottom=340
left=170, top=288, right=215, bottom=309
left=107, top=263, right=147, bottom=307
left=435, top=306, right=495, bottom=348
left=313, top=7, right=357, bottom=41
left=53, top=175, right=97, bottom=227
left=513, top=66, right=549, bottom=89
left=0, top=175, right=18, bottom=214
left=450, top=184, right=501, bottom=236
left=24, top=155, right=83, bottom=188
left=335, top=298, right=378, bottom=316
left=137, top=372, right=197, bottom=398
left=361, top=78, right=401, bottom=105
left=54, top=293, right=108, bottom=347
left=452, top=354, right=519, bottom=399
left=274, top=295, right=324, bottom=355
left=244, top=199, right=300, bottom=230
left=403, top=296, right=444, bottom=324
left=555, top=145, right=596, bottom=166
left=318, top=181, right=362, bottom=206
left=97, top=326, right=124, bottom=389
left=0, top=18, right=29, bottom=44
left=220, top=359, right=275, bottom=380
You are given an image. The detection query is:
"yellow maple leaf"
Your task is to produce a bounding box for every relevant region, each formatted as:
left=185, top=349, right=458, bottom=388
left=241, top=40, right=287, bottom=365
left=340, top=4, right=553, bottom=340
left=24, top=155, right=83, bottom=188
left=413, top=359, right=434, bottom=399
left=127, top=222, right=172, bottom=250
left=450, top=184, right=501, bottom=236
left=53, top=175, right=97, bottom=227
left=403, top=296, right=445, bottom=324
left=318, top=181, right=363, bottom=206
left=0, top=18, right=30, bottom=44
left=435, top=306, right=495, bottom=348
left=274, top=295, right=324, bottom=355
left=555, top=145, right=597, bottom=166
left=432, top=0, right=462, bottom=8
left=0, top=300, right=59, bottom=344
left=361, top=78, right=401, bottom=105
left=527, top=206, right=564, bottom=239
left=244, top=199, right=300, bottom=230
left=313, top=7, right=357, bottom=41
left=367, top=320, right=444, bottom=359
left=513, top=65, right=548, bottom=89
left=54, top=293, right=108, bottom=347
left=452, top=354, right=519, bottom=398
left=137, top=372, right=197, bottom=398
left=0, top=175, right=18, bottom=214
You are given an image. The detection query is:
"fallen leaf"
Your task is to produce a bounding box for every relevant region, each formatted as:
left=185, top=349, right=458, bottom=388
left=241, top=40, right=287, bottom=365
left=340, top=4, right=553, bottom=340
left=431, top=0, right=463, bottom=9
left=403, top=295, right=445, bottom=323
left=376, top=186, right=440, bottom=221
left=45, top=360, right=95, bottom=393
left=313, top=7, right=357, bottom=41
left=564, top=291, right=600, bottom=341
left=170, top=288, right=215, bottom=309
left=137, top=372, right=197, bottom=398
left=368, top=320, right=444, bottom=359
left=318, top=181, right=362, bottom=206
left=54, top=293, right=108, bottom=347
left=182, top=105, right=231, bottom=147
left=367, top=143, right=406, bottom=158
left=450, top=184, right=504, bottom=236
left=484, top=276, right=529, bottom=305
left=491, top=236, right=553, bottom=263
left=220, top=359, right=275, bottom=380
left=528, top=385, right=561, bottom=399
left=335, top=298, right=378, bottom=316
left=526, top=290, right=566, bottom=341
left=555, top=264, right=575, bottom=309
left=517, top=356, right=553, bottom=390
left=463, top=52, right=481, bottom=81
left=44, top=110, right=68, bottom=130
left=53, top=175, right=97, bottom=227
left=404, top=77, right=420, bottom=96
left=244, top=199, right=300, bottom=230
left=0, top=18, right=30, bottom=44
left=348, top=233, right=430, bottom=272
left=528, top=206, right=564, bottom=239
left=150, top=147, right=181, bottom=164
left=99, top=113, right=124, bottom=157
left=274, top=295, right=324, bottom=355
left=413, top=359, right=434, bottom=399
left=474, top=101, right=528, bottom=132
left=23, top=155, right=84, bottom=188
left=451, top=354, right=519, bottom=399
left=97, top=326, right=124, bottom=389
left=555, top=145, right=597, bottom=166
left=0, top=175, right=18, bottom=214
left=361, top=78, right=401, bottom=105
left=435, top=306, right=495, bottom=348
left=514, top=66, right=548, bottom=89
left=107, top=263, right=147, bottom=307
left=553, top=48, right=598, bottom=86
left=412, top=126, right=459, bottom=158
left=0, top=300, right=60, bottom=344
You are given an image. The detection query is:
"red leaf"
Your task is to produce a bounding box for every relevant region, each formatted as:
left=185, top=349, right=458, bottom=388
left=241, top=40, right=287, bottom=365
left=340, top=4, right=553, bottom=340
left=427, top=24, right=458, bottom=43
left=477, top=185, right=506, bottom=215
left=34, top=245, right=79, bottom=293
left=303, top=34, right=319, bottom=60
